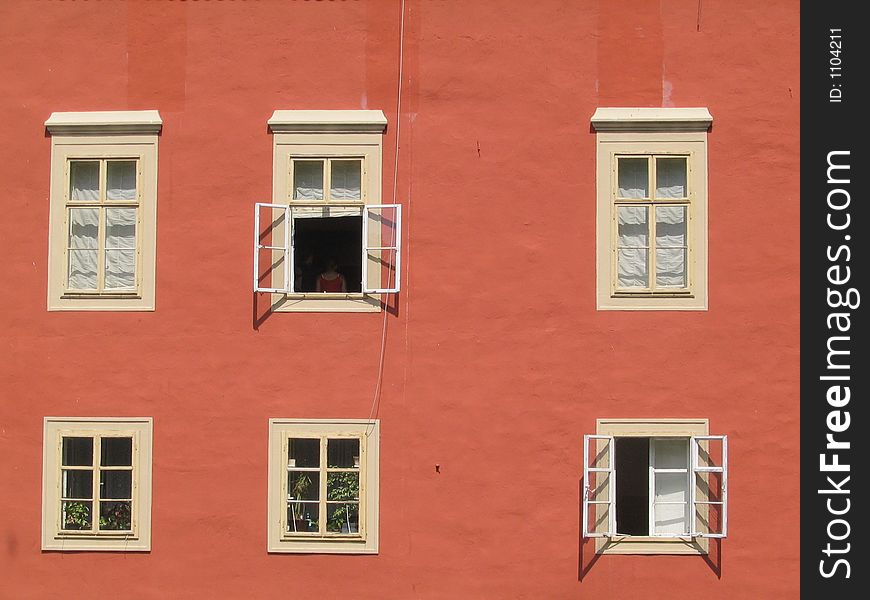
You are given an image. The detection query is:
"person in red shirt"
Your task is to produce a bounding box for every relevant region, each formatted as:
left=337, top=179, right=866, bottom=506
left=316, top=258, right=347, bottom=293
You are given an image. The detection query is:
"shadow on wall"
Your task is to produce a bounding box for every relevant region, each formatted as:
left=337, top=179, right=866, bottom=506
left=576, top=478, right=722, bottom=581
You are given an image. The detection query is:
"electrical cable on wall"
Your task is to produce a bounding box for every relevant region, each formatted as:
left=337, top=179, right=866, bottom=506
left=367, top=0, right=406, bottom=436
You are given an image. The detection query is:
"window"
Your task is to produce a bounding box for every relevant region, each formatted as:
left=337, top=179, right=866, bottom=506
left=267, top=419, right=379, bottom=554
left=42, top=417, right=153, bottom=551
left=592, top=108, right=711, bottom=310
left=45, top=111, right=161, bottom=311
left=255, top=110, right=401, bottom=312
left=583, top=419, right=727, bottom=555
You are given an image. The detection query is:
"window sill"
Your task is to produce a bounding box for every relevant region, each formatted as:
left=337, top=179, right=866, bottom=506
left=61, top=292, right=141, bottom=300
left=270, top=293, right=381, bottom=313
left=597, top=536, right=708, bottom=555
left=612, top=290, right=694, bottom=298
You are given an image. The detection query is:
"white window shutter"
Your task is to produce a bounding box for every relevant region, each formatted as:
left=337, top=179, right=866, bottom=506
left=690, top=435, right=728, bottom=538
left=583, top=434, right=615, bottom=538
left=254, top=203, right=291, bottom=293
left=362, top=204, right=402, bottom=294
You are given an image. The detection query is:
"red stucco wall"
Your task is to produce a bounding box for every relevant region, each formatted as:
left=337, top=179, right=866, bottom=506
left=0, top=1, right=799, bottom=597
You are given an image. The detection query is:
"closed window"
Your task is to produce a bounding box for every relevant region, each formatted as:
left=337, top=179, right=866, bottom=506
left=42, top=417, right=153, bottom=551
left=268, top=419, right=379, bottom=554
left=45, top=111, right=161, bottom=311
left=592, top=108, right=711, bottom=310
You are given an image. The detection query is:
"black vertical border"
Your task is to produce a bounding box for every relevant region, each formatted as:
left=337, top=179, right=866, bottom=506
left=801, top=2, right=865, bottom=596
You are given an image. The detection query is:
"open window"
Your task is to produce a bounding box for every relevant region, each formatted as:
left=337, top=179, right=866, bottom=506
left=256, top=110, right=398, bottom=312
left=583, top=419, right=727, bottom=555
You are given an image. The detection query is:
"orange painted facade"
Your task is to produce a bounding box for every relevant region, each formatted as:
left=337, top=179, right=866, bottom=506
left=0, top=1, right=799, bottom=598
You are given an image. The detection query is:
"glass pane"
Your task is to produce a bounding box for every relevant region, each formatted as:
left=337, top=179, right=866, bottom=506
left=105, top=207, right=137, bottom=289
left=326, top=502, right=360, bottom=533
left=655, top=249, right=687, bottom=288
left=105, top=249, right=136, bottom=289
left=654, top=502, right=689, bottom=535
left=100, top=470, right=132, bottom=499
left=105, top=208, right=137, bottom=248
left=62, top=501, right=92, bottom=530
left=62, top=437, right=93, bottom=466
left=327, top=438, right=360, bottom=468
left=695, top=438, right=725, bottom=470
left=99, top=501, right=132, bottom=530
left=70, top=161, right=100, bottom=201
left=289, top=438, right=319, bottom=468
left=62, top=470, right=93, bottom=499
left=287, top=502, right=319, bottom=532
left=653, top=439, right=688, bottom=469
left=617, top=206, right=648, bottom=248
left=101, top=437, right=132, bottom=466
left=68, top=208, right=99, bottom=249
left=655, top=473, right=689, bottom=504
left=289, top=472, right=319, bottom=501
left=617, top=157, right=648, bottom=198
left=655, top=206, right=686, bottom=247
left=585, top=502, right=611, bottom=536
left=586, top=471, right=611, bottom=503
left=293, top=160, right=324, bottom=200
left=694, top=500, right=724, bottom=535
left=655, top=157, right=687, bottom=198
left=617, top=248, right=648, bottom=288
left=106, top=161, right=137, bottom=200
left=330, top=160, right=362, bottom=200
left=327, top=472, right=359, bottom=501
left=68, top=207, right=99, bottom=290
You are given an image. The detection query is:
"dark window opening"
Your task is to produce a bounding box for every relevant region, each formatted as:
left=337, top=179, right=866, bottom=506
left=293, top=216, right=362, bottom=293
left=615, top=437, right=648, bottom=536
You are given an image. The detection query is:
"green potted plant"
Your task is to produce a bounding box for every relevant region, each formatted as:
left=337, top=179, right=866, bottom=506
left=290, top=473, right=313, bottom=532
left=327, top=473, right=359, bottom=534
left=63, top=501, right=91, bottom=530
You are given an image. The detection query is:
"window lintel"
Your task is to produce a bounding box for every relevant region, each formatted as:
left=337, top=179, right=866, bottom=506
left=591, top=107, right=712, bottom=133
left=45, top=111, right=163, bottom=135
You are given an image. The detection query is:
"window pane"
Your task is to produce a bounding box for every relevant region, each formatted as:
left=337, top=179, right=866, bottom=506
left=106, top=161, right=137, bottom=200
left=62, top=501, right=92, bottom=530
left=68, top=207, right=99, bottom=290
left=617, top=206, right=648, bottom=248
left=289, top=472, right=319, bottom=501
left=654, top=472, right=688, bottom=504
left=327, top=438, right=360, bottom=468
left=617, top=158, right=648, bottom=198
left=655, top=206, right=686, bottom=247
left=63, top=470, right=93, bottom=499
left=68, top=208, right=99, bottom=249
left=287, top=502, right=319, bottom=532
left=293, top=160, right=324, bottom=200
left=70, top=161, right=100, bottom=201
left=289, top=438, right=320, bottom=468
left=654, top=502, right=689, bottom=535
left=104, top=250, right=136, bottom=289
left=617, top=248, right=648, bottom=288
left=99, top=501, right=132, bottom=530
left=327, top=472, right=359, bottom=501
left=100, top=470, right=132, bottom=499
left=62, top=437, right=93, bottom=466
left=326, top=503, right=359, bottom=533
left=653, top=439, right=688, bottom=469
left=101, top=437, right=133, bottom=466
left=330, top=160, right=362, bottom=200
left=105, top=208, right=137, bottom=248
left=655, top=249, right=687, bottom=288
left=655, top=157, right=687, bottom=198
